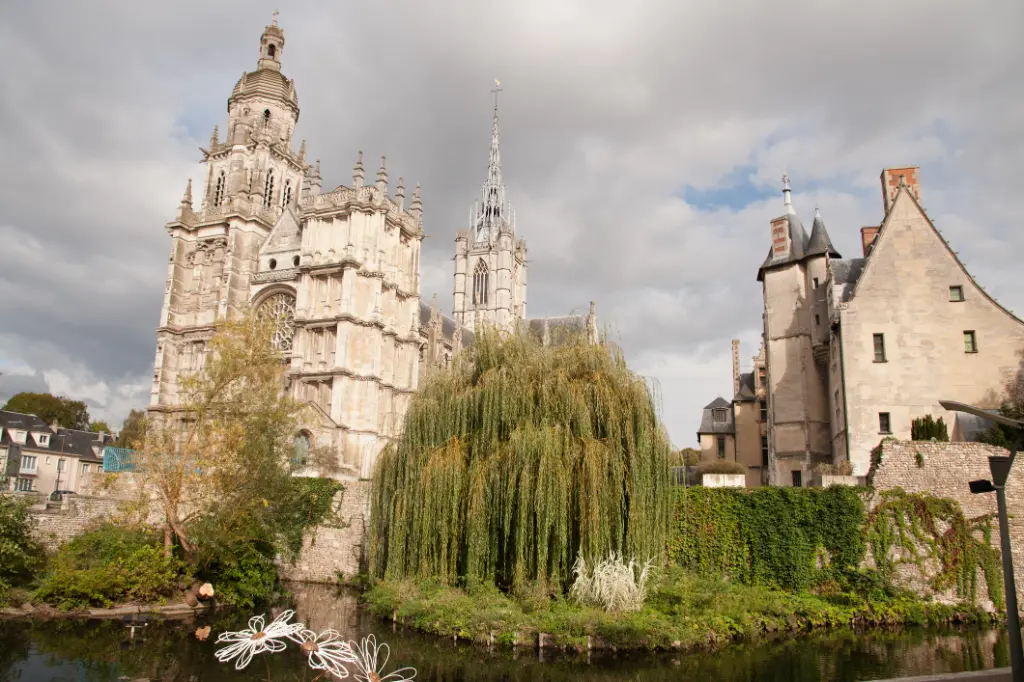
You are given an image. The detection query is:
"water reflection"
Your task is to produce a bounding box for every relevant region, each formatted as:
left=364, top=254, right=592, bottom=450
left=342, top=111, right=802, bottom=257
left=0, top=582, right=1010, bottom=682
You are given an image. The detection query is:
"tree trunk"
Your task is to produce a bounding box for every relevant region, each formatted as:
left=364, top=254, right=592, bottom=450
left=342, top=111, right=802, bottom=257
left=164, top=525, right=173, bottom=559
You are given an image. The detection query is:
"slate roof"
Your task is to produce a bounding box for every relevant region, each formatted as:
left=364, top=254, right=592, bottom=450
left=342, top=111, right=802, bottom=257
left=806, top=213, right=842, bottom=259
left=830, top=258, right=866, bottom=303
left=697, top=397, right=735, bottom=436
left=418, top=301, right=476, bottom=347
left=0, top=411, right=107, bottom=463
left=734, top=371, right=757, bottom=402
left=757, top=211, right=842, bottom=281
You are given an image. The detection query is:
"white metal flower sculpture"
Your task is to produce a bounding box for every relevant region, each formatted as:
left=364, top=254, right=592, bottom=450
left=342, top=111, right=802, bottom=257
left=344, top=634, right=417, bottom=682
left=214, top=610, right=305, bottom=670
left=291, top=628, right=355, bottom=679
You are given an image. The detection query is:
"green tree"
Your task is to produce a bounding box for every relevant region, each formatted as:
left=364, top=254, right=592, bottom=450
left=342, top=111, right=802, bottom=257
left=0, top=496, right=45, bottom=591
left=911, top=414, right=949, bottom=441
left=370, top=328, right=672, bottom=592
left=975, top=348, right=1023, bottom=447
left=2, top=392, right=90, bottom=429
left=132, top=311, right=303, bottom=562
left=116, top=409, right=147, bottom=449
left=89, top=420, right=111, bottom=433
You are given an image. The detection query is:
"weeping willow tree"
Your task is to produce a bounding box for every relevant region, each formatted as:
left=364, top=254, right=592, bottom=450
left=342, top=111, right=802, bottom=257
left=369, top=328, right=672, bottom=593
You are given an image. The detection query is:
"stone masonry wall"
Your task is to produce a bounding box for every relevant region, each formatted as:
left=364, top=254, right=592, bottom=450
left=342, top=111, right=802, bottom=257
left=869, top=439, right=1022, bottom=606
left=29, top=495, right=127, bottom=551
left=278, top=480, right=371, bottom=583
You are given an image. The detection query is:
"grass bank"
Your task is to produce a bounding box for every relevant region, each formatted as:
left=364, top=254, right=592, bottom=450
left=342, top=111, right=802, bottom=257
left=361, top=568, right=997, bottom=652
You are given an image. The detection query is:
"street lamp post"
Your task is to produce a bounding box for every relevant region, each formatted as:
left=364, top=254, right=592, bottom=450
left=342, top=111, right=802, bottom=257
left=940, top=399, right=1024, bottom=682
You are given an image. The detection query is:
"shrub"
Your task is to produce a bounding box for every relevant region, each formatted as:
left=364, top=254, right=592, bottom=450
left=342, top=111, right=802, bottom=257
left=34, top=523, right=189, bottom=609
left=695, top=460, right=747, bottom=475
left=813, top=461, right=854, bottom=476
left=0, top=495, right=45, bottom=590
left=911, top=415, right=949, bottom=442
left=569, top=552, right=652, bottom=613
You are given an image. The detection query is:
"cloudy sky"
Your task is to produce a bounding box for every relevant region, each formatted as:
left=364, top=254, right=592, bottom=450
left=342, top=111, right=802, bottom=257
left=1, top=0, right=1021, bottom=446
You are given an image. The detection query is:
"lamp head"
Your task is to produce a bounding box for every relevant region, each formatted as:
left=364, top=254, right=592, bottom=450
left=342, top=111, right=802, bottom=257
left=969, top=479, right=996, bottom=494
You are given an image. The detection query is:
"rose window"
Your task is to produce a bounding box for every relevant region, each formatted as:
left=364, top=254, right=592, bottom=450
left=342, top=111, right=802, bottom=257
left=257, top=293, right=296, bottom=352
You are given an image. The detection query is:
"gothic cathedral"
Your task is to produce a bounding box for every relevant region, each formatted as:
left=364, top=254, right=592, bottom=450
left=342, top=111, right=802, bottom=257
left=147, top=18, right=599, bottom=482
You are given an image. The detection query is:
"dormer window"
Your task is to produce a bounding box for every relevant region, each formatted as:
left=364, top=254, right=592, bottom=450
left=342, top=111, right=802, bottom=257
left=36, top=433, right=49, bottom=447
left=9, top=429, right=27, bottom=444
left=712, top=408, right=727, bottom=423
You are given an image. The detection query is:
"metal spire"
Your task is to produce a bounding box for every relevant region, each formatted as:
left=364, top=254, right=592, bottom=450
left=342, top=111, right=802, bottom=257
left=782, top=174, right=795, bottom=216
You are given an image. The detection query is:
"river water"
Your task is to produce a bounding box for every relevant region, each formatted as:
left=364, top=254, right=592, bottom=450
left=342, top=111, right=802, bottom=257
left=0, top=583, right=1011, bottom=682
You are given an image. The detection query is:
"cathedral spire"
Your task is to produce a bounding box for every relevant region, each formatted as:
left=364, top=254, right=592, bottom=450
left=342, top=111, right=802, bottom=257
left=471, top=81, right=508, bottom=242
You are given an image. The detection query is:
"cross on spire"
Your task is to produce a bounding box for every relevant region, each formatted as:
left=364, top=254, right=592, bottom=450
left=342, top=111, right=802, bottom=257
left=491, top=79, right=502, bottom=111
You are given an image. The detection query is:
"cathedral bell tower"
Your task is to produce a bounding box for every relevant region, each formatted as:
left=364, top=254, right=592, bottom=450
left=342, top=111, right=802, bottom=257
left=452, top=84, right=528, bottom=332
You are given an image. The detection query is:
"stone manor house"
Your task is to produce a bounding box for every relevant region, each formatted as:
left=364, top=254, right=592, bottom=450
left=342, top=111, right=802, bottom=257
left=147, top=18, right=598, bottom=481
left=699, top=168, right=1024, bottom=487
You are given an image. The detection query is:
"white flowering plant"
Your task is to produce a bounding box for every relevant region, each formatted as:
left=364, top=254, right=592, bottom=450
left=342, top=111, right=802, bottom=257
left=213, top=610, right=416, bottom=681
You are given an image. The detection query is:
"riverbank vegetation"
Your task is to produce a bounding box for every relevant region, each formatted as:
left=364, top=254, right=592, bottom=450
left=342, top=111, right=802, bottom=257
left=363, top=568, right=995, bottom=652
left=1, top=312, right=344, bottom=611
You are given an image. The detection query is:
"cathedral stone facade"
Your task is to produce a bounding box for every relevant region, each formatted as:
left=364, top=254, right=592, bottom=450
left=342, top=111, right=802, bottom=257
left=148, top=18, right=598, bottom=482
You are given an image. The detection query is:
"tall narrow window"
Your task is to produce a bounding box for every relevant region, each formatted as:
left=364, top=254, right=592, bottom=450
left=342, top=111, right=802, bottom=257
left=873, top=333, right=886, bottom=362
left=264, top=170, right=274, bottom=209
left=791, top=471, right=802, bottom=488
left=282, top=180, right=292, bottom=208
left=761, top=436, right=769, bottom=466
left=964, top=330, right=978, bottom=353
left=878, top=412, right=891, bottom=434
left=717, top=436, right=726, bottom=459
left=472, top=259, right=489, bottom=306
left=268, top=44, right=276, bottom=59
left=759, top=400, right=767, bottom=421
left=213, top=171, right=225, bottom=207
left=813, top=277, right=820, bottom=289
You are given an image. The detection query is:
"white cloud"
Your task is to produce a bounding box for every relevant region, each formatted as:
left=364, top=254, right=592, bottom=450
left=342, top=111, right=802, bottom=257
left=0, top=0, right=1022, bottom=447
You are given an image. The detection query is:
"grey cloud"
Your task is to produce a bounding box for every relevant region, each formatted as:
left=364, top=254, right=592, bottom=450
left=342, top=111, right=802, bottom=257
left=0, top=0, right=1021, bottom=443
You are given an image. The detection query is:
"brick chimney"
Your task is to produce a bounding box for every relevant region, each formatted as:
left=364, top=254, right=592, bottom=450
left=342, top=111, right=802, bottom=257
left=770, top=216, right=790, bottom=260
left=880, top=166, right=921, bottom=215
left=731, top=339, right=741, bottom=396
left=861, top=226, right=880, bottom=257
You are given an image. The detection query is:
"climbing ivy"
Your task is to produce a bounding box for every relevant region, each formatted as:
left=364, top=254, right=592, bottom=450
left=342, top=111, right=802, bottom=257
left=864, top=487, right=1003, bottom=609
left=670, top=486, right=867, bottom=591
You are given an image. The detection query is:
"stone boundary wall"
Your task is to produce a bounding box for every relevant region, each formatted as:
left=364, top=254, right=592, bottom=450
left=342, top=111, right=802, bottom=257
left=868, top=439, right=1022, bottom=606
left=278, top=480, right=371, bottom=583
left=28, top=495, right=127, bottom=551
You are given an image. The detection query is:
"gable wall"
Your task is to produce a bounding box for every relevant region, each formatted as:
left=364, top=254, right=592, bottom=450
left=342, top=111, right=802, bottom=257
left=840, top=190, right=1024, bottom=474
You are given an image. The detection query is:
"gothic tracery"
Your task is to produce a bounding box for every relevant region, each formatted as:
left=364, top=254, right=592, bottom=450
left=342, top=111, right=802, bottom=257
left=256, top=292, right=296, bottom=352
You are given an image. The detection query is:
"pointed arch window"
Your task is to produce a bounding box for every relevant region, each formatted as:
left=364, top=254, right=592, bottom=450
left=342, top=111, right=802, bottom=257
left=213, top=171, right=225, bottom=207
left=264, top=169, right=275, bottom=209
left=472, top=259, right=489, bottom=306
left=282, top=180, right=292, bottom=208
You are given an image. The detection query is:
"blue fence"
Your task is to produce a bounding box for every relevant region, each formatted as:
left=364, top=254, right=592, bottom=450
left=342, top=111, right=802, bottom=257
left=102, top=447, right=137, bottom=473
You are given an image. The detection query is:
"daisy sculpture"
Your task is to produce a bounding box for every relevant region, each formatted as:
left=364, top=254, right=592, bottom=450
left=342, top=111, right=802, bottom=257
left=213, top=610, right=416, bottom=681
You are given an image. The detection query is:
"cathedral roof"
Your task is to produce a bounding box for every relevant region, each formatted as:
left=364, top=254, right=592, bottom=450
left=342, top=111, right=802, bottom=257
left=228, top=68, right=299, bottom=117
left=519, top=315, right=590, bottom=346
left=418, top=301, right=475, bottom=347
